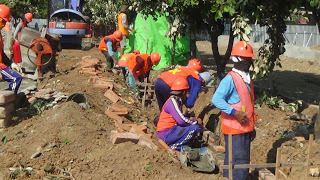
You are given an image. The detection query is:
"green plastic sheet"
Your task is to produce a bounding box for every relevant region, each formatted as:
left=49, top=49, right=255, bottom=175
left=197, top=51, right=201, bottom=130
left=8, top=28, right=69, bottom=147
left=124, top=13, right=197, bottom=70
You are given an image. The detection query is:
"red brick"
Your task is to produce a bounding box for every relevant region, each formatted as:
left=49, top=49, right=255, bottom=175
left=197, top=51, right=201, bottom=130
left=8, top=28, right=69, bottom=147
left=114, top=121, right=131, bottom=131
left=105, top=110, right=123, bottom=122
left=0, top=115, right=12, bottom=128
left=95, top=80, right=113, bottom=89
left=110, top=131, right=140, bottom=144
left=89, top=76, right=102, bottom=83
left=81, top=67, right=96, bottom=72
left=158, top=139, right=176, bottom=155
left=138, top=139, right=158, bottom=150
left=79, top=61, right=94, bottom=68
left=128, top=96, right=135, bottom=104
left=127, top=124, right=147, bottom=133
left=82, top=55, right=91, bottom=60
left=213, top=145, right=225, bottom=153
left=111, top=103, right=128, bottom=112
left=104, top=90, right=119, bottom=103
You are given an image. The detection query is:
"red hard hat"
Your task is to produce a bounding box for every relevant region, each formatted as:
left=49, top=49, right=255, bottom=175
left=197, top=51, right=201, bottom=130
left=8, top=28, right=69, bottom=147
left=0, top=5, right=11, bottom=22
left=133, top=49, right=140, bottom=54
left=113, top=30, right=123, bottom=41
left=231, top=41, right=254, bottom=58
left=25, top=12, right=33, bottom=22
left=171, top=77, right=189, bottom=91
left=150, top=52, right=161, bottom=65
left=188, top=58, right=202, bottom=72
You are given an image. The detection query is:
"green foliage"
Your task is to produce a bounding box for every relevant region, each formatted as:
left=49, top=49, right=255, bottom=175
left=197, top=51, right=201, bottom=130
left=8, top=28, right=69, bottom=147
left=232, top=15, right=252, bottom=41
left=84, top=0, right=120, bottom=25
left=1, top=0, right=48, bottom=19
left=0, top=131, right=7, bottom=144
left=255, top=92, right=301, bottom=113
left=310, top=0, right=320, bottom=8
left=64, top=138, right=71, bottom=144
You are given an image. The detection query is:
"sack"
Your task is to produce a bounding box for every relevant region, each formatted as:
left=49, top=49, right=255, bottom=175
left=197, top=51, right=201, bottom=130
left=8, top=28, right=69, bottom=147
left=179, top=145, right=216, bottom=173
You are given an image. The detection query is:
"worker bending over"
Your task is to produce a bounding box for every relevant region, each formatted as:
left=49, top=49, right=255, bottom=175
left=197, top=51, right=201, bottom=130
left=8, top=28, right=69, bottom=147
left=99, top=30, right=122, bottom=70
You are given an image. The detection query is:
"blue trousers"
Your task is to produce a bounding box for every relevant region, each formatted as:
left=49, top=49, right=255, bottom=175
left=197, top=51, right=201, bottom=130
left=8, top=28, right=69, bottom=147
left=161, top=125, right=199, bottom=150
left=223, top=133, right=251, bottom=180
left=154, top=79, right=171, bottom=111
left=1, top=67, right=22, bottom=94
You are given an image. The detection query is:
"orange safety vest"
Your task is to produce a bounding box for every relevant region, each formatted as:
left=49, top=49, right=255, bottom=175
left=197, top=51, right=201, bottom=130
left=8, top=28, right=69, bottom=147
left=221, top=71, right=255, bottom=135
left=159, top=67, right=200, bottom=87
left=157, top=96, right=179, bottom=132
left=117, top=13, right=129, bottom=36
left=126, top=54, right=152, bottom=76
left=98, top=35, right=118, bottom=52
left=118, top=53, right=134, bottom=67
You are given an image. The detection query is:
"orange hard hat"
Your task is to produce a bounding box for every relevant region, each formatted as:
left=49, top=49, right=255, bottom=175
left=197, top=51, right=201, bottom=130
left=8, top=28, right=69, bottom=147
left=113, top=30, right=123, bottom=41
left=171, top=77, right=189, bottom=91
left=25, top=12, right=33, bottom=22
left=188, top=58, right=202, bottom=72
left=133, top=49, right=140, bottom=54
left=0, top=4, right=11, bottom=22
left=231, top=41, right=254, bottom=58
left=150, top=52, right=161, bottom=65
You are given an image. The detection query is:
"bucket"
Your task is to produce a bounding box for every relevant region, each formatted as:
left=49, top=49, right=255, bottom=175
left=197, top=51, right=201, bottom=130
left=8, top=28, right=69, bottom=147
left=67, top=93, right=89, bottom=108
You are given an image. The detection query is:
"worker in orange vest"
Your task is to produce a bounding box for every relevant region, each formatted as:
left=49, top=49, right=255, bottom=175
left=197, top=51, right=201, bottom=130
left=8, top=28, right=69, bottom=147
left=154, top=59, right=211, bottom=111
left=0, top=4, right=22, bottom=93
left=126, top=52, right=160, bottom=91
left=118, top=49, right=140, bottom=78
left=13, top=12, right=33, bottom=39
left=99, top=30, right=122, bottom=70
left=117, top=5, right=136, bottom=57
left=212, top=41, right=257, bottom=180
left=157, top=77, right=200, bottom=150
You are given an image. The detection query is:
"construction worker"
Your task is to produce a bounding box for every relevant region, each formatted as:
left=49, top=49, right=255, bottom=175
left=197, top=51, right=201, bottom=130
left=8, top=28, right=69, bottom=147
left=98, top=30, right=122, bottom=70
left=211, top=41, right=257, bottom=180
left=157, top=77, right=200, bottom=150
left=13, top=12, right=33, bottom=39
left=0, top=4, right=22, bottom=93
left=118, top=49, right=140, bottom=78
left=117, top=5, right=136, bottom=57
left=126, top=52, right=160, bottom=91
left=154, top=61, right=211, bottom=111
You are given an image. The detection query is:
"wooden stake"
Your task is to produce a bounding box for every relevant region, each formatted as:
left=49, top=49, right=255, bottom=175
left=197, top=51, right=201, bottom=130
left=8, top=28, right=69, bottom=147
left=141, top=77, right=148, bottom=110
left=228, top=133, right=233, bottom=180
left=306, top=134, right=314, bottom=178
left=275, top=147, right=281, bottom=180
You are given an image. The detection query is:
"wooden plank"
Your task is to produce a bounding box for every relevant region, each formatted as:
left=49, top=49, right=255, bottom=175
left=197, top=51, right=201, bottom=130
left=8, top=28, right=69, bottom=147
left=275, top=147, right=281, bottom=180
left=220, top=163, right=306, bottom=169
left=306, top=134, right=314, bottom=178
left=228, top=133, right=233, bottom=180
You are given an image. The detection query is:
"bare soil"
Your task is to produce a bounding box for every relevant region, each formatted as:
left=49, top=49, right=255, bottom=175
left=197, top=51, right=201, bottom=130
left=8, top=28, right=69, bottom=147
left=0, top=41, right=319, bottom=180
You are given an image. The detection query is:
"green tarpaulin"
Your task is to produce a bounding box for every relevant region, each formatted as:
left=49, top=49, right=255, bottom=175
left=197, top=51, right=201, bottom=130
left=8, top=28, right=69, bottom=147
left=123, top=13, right=198, bottom=70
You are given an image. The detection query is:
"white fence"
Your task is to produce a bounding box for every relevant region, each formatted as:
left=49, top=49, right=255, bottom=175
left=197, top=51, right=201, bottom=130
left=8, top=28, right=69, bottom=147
left=196, top=24, right=320, bottom=47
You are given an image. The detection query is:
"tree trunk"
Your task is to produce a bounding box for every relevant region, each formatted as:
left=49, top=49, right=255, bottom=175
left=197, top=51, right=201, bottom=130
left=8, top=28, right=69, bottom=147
left=312, top=8, right=320, bottom=34
left=190, top=31, right=197, bottom=59
left=171, top=35, right=177, bottom=65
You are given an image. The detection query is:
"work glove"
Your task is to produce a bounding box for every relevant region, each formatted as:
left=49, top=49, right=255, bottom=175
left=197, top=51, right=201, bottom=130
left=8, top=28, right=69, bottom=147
left=11, top=63, right=23, bottom=74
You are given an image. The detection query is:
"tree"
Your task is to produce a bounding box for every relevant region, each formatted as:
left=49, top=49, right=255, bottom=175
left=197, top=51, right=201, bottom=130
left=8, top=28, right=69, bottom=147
left=1, top=0, right=48, bottom=19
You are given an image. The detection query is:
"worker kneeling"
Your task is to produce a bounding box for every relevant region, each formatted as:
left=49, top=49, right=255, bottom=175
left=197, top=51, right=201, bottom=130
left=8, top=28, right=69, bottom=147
left=155, top=60, right=211, bottom=111
left=156, top=77, right=200, bottom=150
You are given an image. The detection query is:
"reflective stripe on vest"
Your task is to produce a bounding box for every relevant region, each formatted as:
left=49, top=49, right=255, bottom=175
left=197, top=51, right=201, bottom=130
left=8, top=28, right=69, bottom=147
left=157, top=96, right=180, bottom=132
left=117, top=13, right=129, bottom=36
left=98, top=35, right=117, bottom=51
left=221, top=71, right=254, bottom=135
left=126, top=54, right=151, bottom=76
left=118, top=53, right=134, bottom=67
left=159, top=67, right=199, bottom=87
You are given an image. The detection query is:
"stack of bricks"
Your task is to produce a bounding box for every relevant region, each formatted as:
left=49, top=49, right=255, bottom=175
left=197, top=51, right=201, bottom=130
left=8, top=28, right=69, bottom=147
left=0, top=91, right=16, bottom=132
left=79, top=56, right=104, bottom=76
